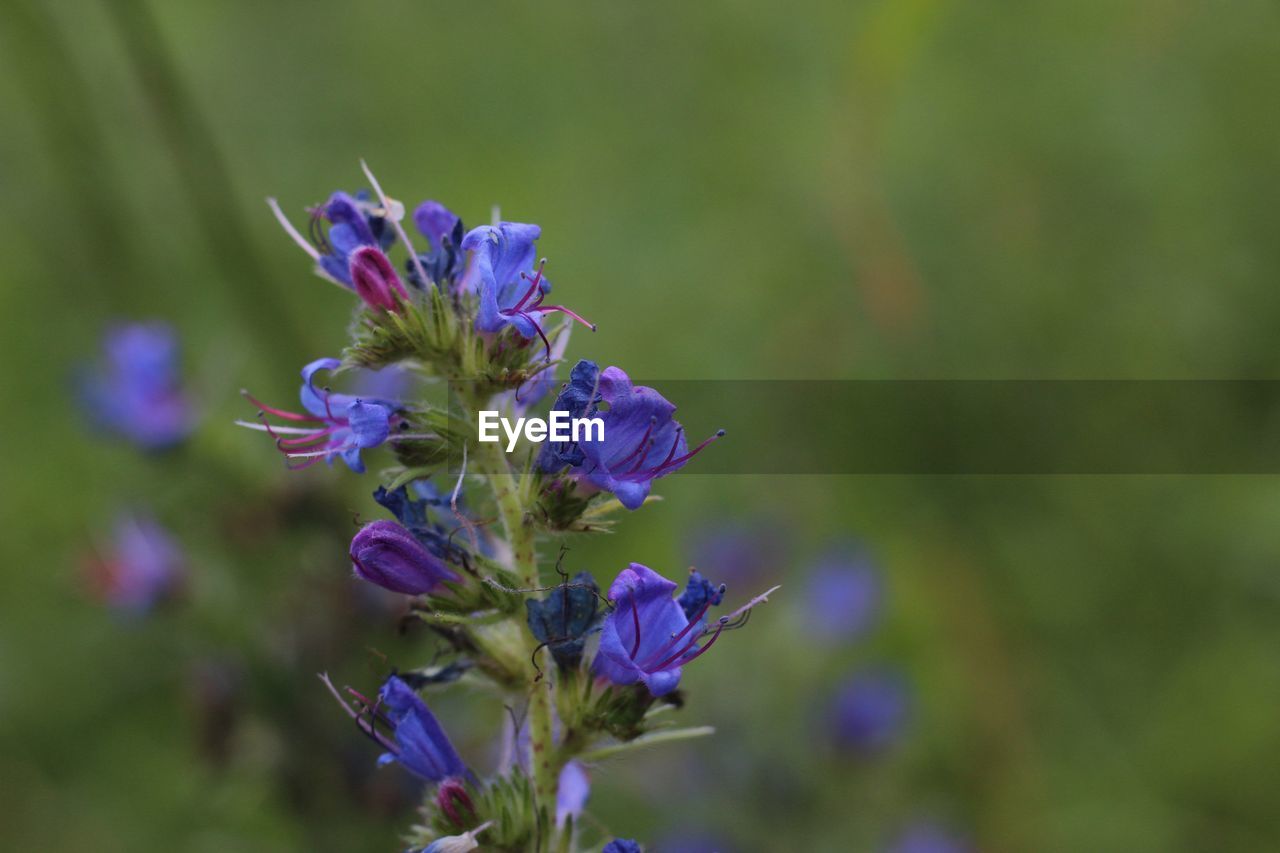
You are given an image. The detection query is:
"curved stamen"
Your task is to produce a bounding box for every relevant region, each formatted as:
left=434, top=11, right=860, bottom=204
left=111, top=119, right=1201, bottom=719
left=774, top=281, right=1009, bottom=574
left=639, top=429, right=725, bottom=479
left=242, top=390, right=322, bottom=422
left=637, top=601, right=712, bottom=670
left=540, top=304, right=597, bottom=331
left=652, top=617, right=728, bottom=671
left=614, top=417, right=657, bottom=470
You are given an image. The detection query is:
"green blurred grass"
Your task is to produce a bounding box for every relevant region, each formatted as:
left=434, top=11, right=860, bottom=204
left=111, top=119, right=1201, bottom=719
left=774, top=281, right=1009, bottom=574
left=3, top=1, right=1280, bottom=850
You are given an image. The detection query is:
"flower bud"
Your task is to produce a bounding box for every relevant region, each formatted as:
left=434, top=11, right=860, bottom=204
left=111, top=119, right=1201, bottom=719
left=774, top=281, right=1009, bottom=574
left=349, top=520, right=459, bottom=595
left=349, top=245, right=408, bottom=311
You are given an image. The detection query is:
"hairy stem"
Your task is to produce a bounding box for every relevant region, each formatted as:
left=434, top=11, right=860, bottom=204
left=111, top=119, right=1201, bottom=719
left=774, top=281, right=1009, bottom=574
left=468, top=402, right=560, bottom=827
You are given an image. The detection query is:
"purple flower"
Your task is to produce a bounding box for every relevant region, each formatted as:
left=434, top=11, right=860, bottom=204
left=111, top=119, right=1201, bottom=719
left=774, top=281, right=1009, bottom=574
left=803, top=544, right=882, bottom=643
left=885, top=820, right=971, bottom=853
left=411, top=200, right=466, bottom=289
left=829, top=668, right=910, bottom=753
left=677, top=570, right=725, bottom=620
left=586, top=365, right=724, bottom=510
left=78, top=322, right=196, bottom=450
left=350, top=520, right=461, bottom=595
left=460, top=222, right=594, bottom=351
left=592, top=563, right=728, bottom=697
left=349, top=245, right=409, bottom=312
left=538, top=362, right=722, bottom=510
left=240, top=357, right=399, bottom=473
left=268, top=190, right=394, bottom=287
left=85, top=513, right=185, bottom=614
left=603, top=841, right=643, bottom=853
left=555, top=760, right=590, bottom=829
left=375, top=676, right=467, bottom=783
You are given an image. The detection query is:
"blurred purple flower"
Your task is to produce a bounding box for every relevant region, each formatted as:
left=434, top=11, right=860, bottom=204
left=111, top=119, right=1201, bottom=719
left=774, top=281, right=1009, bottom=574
left=240, top=357, right=400, bottom=473
left=78, top=322, right=196, bottom=450
left=685, top=518, right=789, bottom=588
left=556, top=760, right=590, bottom=829
left=803, top=543, right=882, bottom=643
left=885, top=820, right=971, bottom=853
left=829, top=668, right=911, bottom=753
left=85, top=513, right=185, bottom=614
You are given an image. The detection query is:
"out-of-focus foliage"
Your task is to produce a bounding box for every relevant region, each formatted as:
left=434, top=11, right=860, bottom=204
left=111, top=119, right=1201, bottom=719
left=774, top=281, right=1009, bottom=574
left=3, top=1, right=1280, bottom=851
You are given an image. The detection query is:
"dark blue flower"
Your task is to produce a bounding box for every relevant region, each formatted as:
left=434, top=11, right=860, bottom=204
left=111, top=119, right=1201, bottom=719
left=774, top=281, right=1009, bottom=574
left=349, top=520, right=461, bottom=595
left=829, top=668, right=910, bottom=753
left=78, top=322, right=196, bottom=450
left=592, top=563, right=728, bottom=697
left=526, top=571, right=602, bottom=669
left=410, top=200, right=466, bottom=289
left=803, top=543, right=882, bottom=643
left=676, top=570, right=725, bottom=621
left=240, top=358, right=400, bottom=473
left=376, top=676, right=468, bottom=783
left=460, top=222, right=594, bottom=349
left=85, top=512, right=186, bottom=615
left=536, top=359, right=603, bottom=472
left=602, top=840, right=643, bottom=853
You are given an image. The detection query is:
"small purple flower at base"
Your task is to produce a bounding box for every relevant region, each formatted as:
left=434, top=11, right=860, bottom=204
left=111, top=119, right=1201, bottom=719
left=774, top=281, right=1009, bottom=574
left=349, top=245, right=409, bottom=312
left=460, top=222, right=595, bottom=353
left=829, top=668, right=910, bottom=754
left=350, top=520, right=461, bottom=595
left=885, top=820, right=971, bottom=853
left=85, top=513, right=186, bottom=615
left=78, top=322, right=196, bottom=450
left=603, top=840, right=643, bottom=853
left=803, top=543, right=882, bottom=643
left=239, top=358, right=399, bottom=473
left=555, top=760, right=590, bottom=829
left=592, top=563, right=729, bottom=697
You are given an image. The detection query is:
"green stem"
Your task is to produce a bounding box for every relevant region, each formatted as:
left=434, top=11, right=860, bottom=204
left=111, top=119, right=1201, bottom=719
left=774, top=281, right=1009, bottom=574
left=468, top=410, right=560, bottom=828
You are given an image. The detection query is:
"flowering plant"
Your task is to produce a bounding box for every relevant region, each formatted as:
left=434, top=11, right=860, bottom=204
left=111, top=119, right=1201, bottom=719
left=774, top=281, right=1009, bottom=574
left=243, top=164, right=778, bottom=852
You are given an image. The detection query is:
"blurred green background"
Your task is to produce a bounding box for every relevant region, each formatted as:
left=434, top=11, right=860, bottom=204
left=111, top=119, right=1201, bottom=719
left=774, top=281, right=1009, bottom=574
left=4, top=1, right=1280, bottom=850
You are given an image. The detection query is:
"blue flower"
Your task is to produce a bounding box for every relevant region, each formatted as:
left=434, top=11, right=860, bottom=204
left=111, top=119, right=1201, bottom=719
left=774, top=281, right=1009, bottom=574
left=85, top=512, right=186, bottom=615
left=240, top=358, right=399, bottom=473
left=592, top=563, right=728, bottom=697
left=578, top=365, right=723, bottom=510
left=602, top=840, right=643, bottom=853
left=376, top=676, right=468, bottom=783
left=78, top=322, right=196, bottom=450
left=460, top=222, right=594, bottom=349
left=829, top=668, right=910, bottom=753
left=803, top=543, right=882, bottom=643
left=316, top=190, right=395, bottom=286
left=411, top=200, right=466, bottom=289
left=349, top=520, right=461, bottom=595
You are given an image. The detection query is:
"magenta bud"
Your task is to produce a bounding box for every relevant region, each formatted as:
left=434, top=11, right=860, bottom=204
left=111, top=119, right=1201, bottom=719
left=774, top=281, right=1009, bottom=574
left=349, top=520, right=459, bottom=595
left=349, top=245, right=409, bottom=311
left=435, top=778, right=477, bottom=829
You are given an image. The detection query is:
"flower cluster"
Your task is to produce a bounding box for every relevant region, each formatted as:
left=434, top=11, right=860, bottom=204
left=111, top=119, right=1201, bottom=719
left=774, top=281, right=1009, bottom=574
left=246, top=166, right=778, bottom=852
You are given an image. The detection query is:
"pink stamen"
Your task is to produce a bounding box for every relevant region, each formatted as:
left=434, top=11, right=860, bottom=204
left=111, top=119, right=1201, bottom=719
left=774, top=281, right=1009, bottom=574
left=647, top=429, right=725, bottom=477
left=615, top=417, right=657, bottom=470
left=638, top=601, right=711, bottom=669
left=652, top=618, right=727, bottom=671
left=242, top=390, right=321, bottom=422
left=541, top=304, right=597, bottom=331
